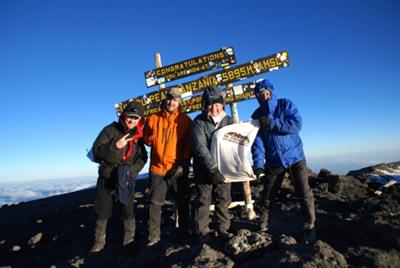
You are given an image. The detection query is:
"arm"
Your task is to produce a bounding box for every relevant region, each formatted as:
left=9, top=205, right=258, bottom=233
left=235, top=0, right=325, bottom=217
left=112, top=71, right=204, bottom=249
left=269, top=100, right=302, bottom=134
left=191, top=120, right=217, bottom=172
left=251, top=129, right=266, bottom=170
left=92, top=126, right=123, bottom=164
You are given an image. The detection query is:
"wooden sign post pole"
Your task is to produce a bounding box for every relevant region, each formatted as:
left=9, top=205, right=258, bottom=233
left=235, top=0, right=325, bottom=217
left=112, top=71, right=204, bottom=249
left=225, top=75, right=257, bottom=220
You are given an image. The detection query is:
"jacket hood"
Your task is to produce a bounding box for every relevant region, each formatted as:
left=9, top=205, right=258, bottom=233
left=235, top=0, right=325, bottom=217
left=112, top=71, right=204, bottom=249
left=254, top=79, right=278, bottom=115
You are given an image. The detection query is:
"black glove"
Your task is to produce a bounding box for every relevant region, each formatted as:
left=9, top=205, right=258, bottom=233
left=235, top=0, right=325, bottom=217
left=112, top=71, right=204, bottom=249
left=254, top=168, right=266, bottom=180
left=259, top=116, right=270, bottom=131
left=210, top=168, right=226, bottom=184
left=165, top=165, right=184, bottom=186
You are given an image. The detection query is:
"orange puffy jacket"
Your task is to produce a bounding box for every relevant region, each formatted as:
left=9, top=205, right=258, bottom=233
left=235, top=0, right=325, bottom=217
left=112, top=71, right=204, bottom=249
left=143, top=109, right=192, bottom=175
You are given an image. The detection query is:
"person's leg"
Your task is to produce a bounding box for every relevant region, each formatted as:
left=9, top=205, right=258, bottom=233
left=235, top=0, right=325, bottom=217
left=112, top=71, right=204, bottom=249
left=148, top=173, right=168, bottom=245
left=174, top=175, right=190, bottom=238
left=259, top=166, right=285, bottom=231
left=195, top=182, right=213, bottom=236
left=289, top=160, right=316, bottom=231
left=214, top=183, right=232, bottom=237
left=92, top=177, right=113, bottom=252
left=121, top=180, right=136, bottom=246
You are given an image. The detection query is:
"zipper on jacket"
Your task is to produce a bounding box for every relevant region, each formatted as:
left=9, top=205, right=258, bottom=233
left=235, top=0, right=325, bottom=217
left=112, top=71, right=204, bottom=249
left=160, top=114, right=173, bottom=174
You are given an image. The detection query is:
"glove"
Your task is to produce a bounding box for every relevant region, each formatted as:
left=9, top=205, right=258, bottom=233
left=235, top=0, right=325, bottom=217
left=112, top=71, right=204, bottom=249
left=254, top=168, right=266, bottom=180
left=259, top=116, right=270, bottom=131
left=210, top=168, right=226, bottom=184
left=165, top=165, right=184, bottom=187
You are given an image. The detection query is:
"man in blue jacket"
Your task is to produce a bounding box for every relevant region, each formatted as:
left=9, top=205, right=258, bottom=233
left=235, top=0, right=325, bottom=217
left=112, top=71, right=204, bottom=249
left=251, top=79, right=316, bottom=241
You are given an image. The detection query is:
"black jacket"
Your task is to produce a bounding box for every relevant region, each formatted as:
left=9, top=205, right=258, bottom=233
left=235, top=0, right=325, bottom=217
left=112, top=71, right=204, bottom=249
left=92, top=121, right=147, bottom=180
left=191, top=112, right=232, bottom=174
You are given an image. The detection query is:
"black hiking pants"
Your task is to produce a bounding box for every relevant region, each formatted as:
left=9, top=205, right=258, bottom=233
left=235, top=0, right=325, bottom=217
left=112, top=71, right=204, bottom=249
left=260, top=160, right=315, bottom=230
left=148, top=172, right=190, bottom=241
left=94, top=176, right=135, bottom=221
left=194, top=172, right=231, bottom=236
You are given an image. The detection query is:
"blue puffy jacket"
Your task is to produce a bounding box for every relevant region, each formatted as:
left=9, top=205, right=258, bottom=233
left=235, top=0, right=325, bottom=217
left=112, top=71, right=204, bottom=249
left=251, top=84, right=305, bottom=169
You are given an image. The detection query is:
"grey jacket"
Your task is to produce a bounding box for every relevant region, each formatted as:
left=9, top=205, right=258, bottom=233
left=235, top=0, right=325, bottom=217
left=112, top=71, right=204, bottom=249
left=191, top=112, right=232, bottom=175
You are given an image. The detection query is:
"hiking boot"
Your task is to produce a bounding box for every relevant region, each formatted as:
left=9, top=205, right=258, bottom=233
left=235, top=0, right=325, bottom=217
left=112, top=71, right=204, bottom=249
left=123, top=219, right=135, bottom=246
left=303, top=220, right=315, bottom=231
left=90, top=220, right=107, bottom=253
left=147, top=236, right=160, bottom=247
left=302, top=194, right=316, bottom=231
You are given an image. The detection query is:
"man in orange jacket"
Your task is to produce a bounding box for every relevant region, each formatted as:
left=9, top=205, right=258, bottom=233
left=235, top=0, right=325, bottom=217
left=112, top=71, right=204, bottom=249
left=143, top=87, right=192, bottom=246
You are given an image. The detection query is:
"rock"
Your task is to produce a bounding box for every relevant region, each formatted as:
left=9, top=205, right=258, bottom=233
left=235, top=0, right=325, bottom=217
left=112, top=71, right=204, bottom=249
left=318, top=168, right=333, bottom=178
left=347, top=246, right=400, bottom=268
left=165, top=244, right=191, bottom=257
left=12, top=245, right=21, bottom=251
left=191, top=244, right=234, bottom=268
left=79, top=204, right=93, bottom=208
left=303, top=240, right=348, bottom=268
left=28, top=232, right=43, bottom=245
left=68, top=256, right=85, bottom=268
left=277, top=234, right=298, bottom=248
left=225, top=229, right=272, bottom=259
left=253, top=240, right=348, bottom=268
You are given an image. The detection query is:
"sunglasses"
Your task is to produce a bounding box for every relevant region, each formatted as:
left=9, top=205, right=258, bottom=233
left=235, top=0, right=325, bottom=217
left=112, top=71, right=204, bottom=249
left=126, top=115, right=141, bottom=120
left=256, top=88, right=270, bottom=96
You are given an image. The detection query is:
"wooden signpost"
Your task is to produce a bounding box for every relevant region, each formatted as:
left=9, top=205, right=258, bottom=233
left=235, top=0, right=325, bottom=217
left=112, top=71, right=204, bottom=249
left=115, top=50, right=290, bottom=117
left=145, top=47, right=236, bottom=87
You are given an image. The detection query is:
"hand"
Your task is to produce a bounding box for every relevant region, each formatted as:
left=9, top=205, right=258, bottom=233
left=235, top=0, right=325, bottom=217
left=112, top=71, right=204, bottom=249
left=168, top=165, right=184, bottom=181
left=255, top=168, right=266, bottom=180
left=259, top=116, right=270, bottom=131
left=116, top=133, right=134, bottom=149
left=210, top=168, right=225, bottom=184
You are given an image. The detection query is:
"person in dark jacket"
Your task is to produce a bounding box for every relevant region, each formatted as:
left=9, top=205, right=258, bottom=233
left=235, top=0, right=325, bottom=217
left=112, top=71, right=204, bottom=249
left=192, top=86, right=233, bottom=242
left=90, top=102, right=148, bottom=252
left=251, top=78, right=316, bottom=241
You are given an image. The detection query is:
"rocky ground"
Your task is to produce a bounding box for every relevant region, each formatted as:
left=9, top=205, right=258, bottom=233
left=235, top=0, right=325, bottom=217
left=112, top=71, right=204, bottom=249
left=0, top=162, right=399, bottom=267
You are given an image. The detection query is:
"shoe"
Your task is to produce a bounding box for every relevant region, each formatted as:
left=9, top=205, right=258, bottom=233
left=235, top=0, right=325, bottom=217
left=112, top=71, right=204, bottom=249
left=123, top=219, right=135, bottom=246
left=90, top=220, right=107, bottom=253
left=303, top=221, right=315, bottom=231
left=90, top=235, right=105, bottom=253
left=147, top=237, right=160, bottom=247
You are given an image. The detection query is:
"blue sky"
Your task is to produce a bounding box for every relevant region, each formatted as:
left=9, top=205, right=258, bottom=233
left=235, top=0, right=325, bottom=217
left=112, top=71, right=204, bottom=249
left=1, top=0, right=399, bottom=181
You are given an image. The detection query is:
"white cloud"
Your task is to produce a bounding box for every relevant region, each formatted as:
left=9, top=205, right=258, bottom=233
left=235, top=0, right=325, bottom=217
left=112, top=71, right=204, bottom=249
left=0, top=173, right=150, bottom=206
left=0, top=176, right=97, bottom=206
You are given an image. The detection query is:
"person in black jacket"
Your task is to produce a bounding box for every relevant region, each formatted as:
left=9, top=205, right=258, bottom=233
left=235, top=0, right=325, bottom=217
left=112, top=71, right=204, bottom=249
left=90, top=102, right=148, bottom=252
left=191, top=86, right=233, bottom=242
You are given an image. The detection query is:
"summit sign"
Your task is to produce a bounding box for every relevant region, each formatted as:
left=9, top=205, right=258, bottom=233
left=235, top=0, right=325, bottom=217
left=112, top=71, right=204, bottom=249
left=144, top=47, right=236, bottom=87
